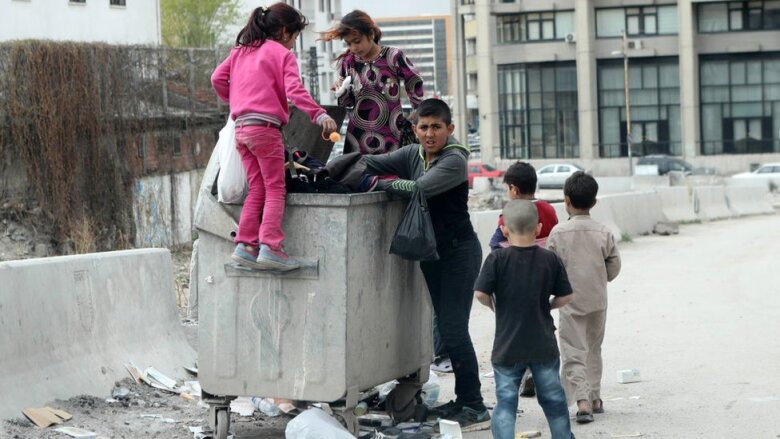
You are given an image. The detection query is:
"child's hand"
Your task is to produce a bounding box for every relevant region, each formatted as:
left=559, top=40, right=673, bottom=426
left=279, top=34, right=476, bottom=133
left=330, top=77, right=343, bottom=91
left=320, top=117, right=337, bottom=134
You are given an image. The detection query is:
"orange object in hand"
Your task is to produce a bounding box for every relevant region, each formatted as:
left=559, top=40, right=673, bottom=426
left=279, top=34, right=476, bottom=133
left=322, top=130, right=341, bottom=142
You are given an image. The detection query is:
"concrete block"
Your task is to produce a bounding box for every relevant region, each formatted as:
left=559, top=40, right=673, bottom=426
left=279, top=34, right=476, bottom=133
left=655, top=187, right=697, bottom=223
left=471, top=177, right=495, bottom=194
left=0, top=249, right=195, bottom=419
left=653, top=222, right=680, bottom=236
left=470, top=209, right=501, bottom=261
left=632, top=175, right=670, bottom=190
left=595, top=177, right=632, bottom=194
left=725, top=186, right=775, bottom=216
left=693, top=186, right=734, bottom=221
left=133, top=175, right=173, bottom=247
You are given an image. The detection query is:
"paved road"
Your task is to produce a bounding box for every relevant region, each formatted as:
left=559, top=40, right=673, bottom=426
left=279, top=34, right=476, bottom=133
left=437, top=213, right=780, bottom=438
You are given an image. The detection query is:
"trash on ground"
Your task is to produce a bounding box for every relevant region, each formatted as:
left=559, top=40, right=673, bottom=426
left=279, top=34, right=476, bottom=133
left=285, top=408, right=354, bottom=439
left=184, top=364, right=199, bottom=376
left=251, top=397, right=281, bottom=417
left=139, top=414, right=178, bottom=423
left=52, top=426, right=97, bottom=438
left=629, top=396, right=641, bottom=400
left=617, top=369, right=641, bottom=384
left=438, top=419, right=463, bottom=439
left=230, top=397, right=255, bottom=417
left=111, top=386, right=131, bottom=400
left=611, top=434, right=643, bottom=438
left=482, top=370, right=495, bottom=378
left=421, top=373, right=440, bottom=408
left=516, top=431, right=542, bottom=438
left=22, top=406, right=73, bottom=428
left=190, top=425, right=235, bottom=439
left=277, top=399, right=298, bottom=415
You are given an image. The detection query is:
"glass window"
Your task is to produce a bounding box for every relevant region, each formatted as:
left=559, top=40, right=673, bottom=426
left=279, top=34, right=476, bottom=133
left=699, top=3, right=729, bottom=31
left=627, top=15, right=641, bottom=35
left=658, top=6, right=679, bottom=34
left=766, top=1, right=780, bottom=28
left=555, top=11, right=575, bottom=39
left=596, top=9, right=625, bottom=37
left=730, top=8, right=744, bottom=29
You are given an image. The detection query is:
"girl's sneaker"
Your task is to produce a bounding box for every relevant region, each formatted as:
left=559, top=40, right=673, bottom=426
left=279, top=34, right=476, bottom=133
left=256, top=245, right=301, bottom=272
left=231, top=243, right=264, bottom=269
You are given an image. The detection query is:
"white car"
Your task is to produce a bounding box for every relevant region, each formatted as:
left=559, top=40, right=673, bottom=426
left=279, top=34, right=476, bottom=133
left=733, top=163, right=780, bottom=178
left=536, top=163, right=586, bottom=188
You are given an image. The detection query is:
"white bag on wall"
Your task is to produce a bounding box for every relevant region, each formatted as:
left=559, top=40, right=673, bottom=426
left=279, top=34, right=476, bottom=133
left=216, top=117, right=247, bottom=204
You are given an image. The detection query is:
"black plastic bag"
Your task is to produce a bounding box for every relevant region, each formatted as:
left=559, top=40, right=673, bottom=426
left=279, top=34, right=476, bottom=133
left=390, top=187, right=439, bottom=261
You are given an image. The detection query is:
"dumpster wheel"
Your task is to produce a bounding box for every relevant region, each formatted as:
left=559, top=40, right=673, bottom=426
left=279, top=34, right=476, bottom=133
left=215, top=408, right=229, bottom=439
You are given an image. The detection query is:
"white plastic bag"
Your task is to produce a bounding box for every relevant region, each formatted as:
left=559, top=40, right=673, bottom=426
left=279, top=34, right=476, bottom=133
left=216, top=117, right=247, bottom=204
left=284, top=408, right=353, bottom=439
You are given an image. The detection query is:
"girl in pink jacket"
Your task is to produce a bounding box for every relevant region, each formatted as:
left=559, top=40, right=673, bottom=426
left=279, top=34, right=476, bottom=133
left=212, top=3, right=337, bottom=272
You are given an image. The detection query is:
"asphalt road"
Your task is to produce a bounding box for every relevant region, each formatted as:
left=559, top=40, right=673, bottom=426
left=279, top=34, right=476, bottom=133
left=441, top=213, right=780, bottom=438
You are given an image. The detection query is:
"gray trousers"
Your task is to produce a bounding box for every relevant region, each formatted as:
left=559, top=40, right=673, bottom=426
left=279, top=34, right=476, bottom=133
left=558, top=309, right=607, bottom=406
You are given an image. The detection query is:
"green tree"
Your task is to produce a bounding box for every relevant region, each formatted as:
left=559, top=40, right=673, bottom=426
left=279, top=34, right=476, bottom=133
left=161, top=0, right=241, bottom=48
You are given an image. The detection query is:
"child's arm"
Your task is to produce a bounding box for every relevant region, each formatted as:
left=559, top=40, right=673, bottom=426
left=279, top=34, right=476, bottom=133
left=282, top=52, right=333, bottom=128
left=488, top=225, right=506, bottom=251
left=335, top=59, right=356, bottom=108
left=365, top=146, right=414, bottom=181
left=604, top=232, right=622, bottom=281
left=211, top=55, right=231, bottom=103
left=396, top=49, right=425, bottom=109
left=475, top=291, right=494, bottom=312
left=550, top=294, right=572, bottom=309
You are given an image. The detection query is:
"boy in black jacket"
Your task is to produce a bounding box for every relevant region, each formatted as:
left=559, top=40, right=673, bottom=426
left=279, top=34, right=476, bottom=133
left=365, top=99, right=489, bottom=431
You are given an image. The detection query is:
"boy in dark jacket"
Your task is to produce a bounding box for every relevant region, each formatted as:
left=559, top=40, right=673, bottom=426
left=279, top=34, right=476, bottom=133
left=365, top=99, right=489, bottom=431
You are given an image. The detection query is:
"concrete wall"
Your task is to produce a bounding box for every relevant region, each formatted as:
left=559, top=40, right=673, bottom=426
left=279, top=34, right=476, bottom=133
left=0, top=249, right=195, bottom=420
left=132, top=170, right=203, bottom=248
left=1, top=0, right=161, bottom=45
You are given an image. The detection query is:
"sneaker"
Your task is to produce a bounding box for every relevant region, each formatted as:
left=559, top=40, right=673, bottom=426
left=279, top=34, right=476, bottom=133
left=519, top=373, right=536, bottom=397
left=428, top=400, right=462, bottom=419
left=443, top=406, right=491, bottom=432
left=357, top=175, right=379, bottom=192
left=231, top=243, right=263, bottom=269
left=430, top=358, right=453, bottom=373
left=255, top=244, right=301, bottom=272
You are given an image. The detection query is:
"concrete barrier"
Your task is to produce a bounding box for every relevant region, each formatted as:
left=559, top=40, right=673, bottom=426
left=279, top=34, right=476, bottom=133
left=470, top=209, right=501, bottom=261
left=693, top=186, right=734, bottom=220
left=632, top=175, right=670, bottom=190
left=725, top=186, right=775, bottom=216
left=551, top=192, right=665, bottom=239
left=0, top=249, right=195, bottom=419
left=471, top=176, right=497, bottom=194
left=655, top=187, right=697, bottom=223
left=595, top=177, right=632, bottom=194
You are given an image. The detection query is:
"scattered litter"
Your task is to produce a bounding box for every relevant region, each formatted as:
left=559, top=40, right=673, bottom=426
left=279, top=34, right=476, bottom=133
left=230, top=397, right=255, bottom=417
left=605, top=397, right=624, bottom=401
left=611, top=434, right=643, bottom=438
left=516, top=431, right=542, bottom=438
left=749, top=396, right=780, bottom=402
left=438, top=419, right=462, bottom=439
left=628, top=396, right=641, bottom=400
left=140, top=413, right=178, bottom=423
left=277, top=399, right=298, bottom=415
left=358, top=413, right=393, bottom=428
left=617, top=369, right=641, bottom=384
left=286, top=408, right=354, bottom=439
left=125, top=362, right=145, bottom=385
left=53, top=426, right=97, bottom=438
left=190, top=426, right=235, bottom=439
left=482, top=371, right=495, bottom=378
left=22, top=406, right=72, bottom=428
left=421, top=372, right=440, bottom=408
left=105, top=398, right=119, bottom=404
left=112, top=386, right=131, bottom=400
left=251, top=397, right=280, bottom=417
left=184, top=365, right=199, bottom=376
left=181, top=381, right=202, bottom=397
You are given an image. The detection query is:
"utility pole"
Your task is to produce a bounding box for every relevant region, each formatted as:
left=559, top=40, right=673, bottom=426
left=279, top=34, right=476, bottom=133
left=613, top=30, right=633, bottom=176
left=308, top=46, right=320, bottom=103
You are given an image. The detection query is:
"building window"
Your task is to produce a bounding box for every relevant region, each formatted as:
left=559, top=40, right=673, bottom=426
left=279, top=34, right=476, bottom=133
left=596, top=6, right=678, bottom=37
left=496, top=10, right=574, bottom=43
left=70, top=0, right=86, bottom=3
left=698, top=1, right=780, bottom=32
left=497, top=63, right=579, bottom=159
left=110, top=0, right=126, bottom=5
left=597, top=58, right=681, bottom=158
left=700, top=54, right=780, bottom=155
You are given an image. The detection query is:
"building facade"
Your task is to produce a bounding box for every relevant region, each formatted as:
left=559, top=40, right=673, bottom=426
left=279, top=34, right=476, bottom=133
left=452, top=0, right=780, bottom=174
left=0, top=0, right=161, bottom=45
left=375, top=16, right=453, bottom=98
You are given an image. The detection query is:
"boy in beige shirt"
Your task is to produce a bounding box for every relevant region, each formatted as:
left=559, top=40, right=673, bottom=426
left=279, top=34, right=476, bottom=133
left=547, top=171, right=621, bottom=424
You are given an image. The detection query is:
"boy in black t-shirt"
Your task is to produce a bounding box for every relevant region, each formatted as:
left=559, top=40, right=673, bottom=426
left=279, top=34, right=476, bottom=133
left=475, top=200, right=575, bottom=439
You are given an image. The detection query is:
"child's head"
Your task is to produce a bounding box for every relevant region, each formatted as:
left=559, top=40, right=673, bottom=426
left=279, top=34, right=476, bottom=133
left=503, top=161, right=537, bottom=200
left=563, top=171, right=598, bottom=212
left=321, top=10, right=381, bottom=60
left=415, top=99, right=454, bottom=157
left=502, top=200, right=540, bottom=239
left=236, top=3, right=308, bottom=49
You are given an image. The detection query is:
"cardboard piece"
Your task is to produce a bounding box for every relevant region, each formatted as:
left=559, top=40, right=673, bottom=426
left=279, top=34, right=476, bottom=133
left=22, top=407, right=72, bottom=428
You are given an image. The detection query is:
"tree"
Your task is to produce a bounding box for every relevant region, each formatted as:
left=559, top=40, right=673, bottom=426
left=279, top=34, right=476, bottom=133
left=161, top=0, right=241, bottom=48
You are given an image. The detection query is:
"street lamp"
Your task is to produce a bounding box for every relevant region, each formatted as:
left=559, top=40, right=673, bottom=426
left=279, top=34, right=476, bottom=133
left=612, top=29, right=633, bottom=176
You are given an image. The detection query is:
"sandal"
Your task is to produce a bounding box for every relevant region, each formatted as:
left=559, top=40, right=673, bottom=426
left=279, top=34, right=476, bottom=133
left=592, top=399, right=604, bottom=414
left=575, top=410, right=594, bottom=424
left=431, top=358, right=453, bottom=373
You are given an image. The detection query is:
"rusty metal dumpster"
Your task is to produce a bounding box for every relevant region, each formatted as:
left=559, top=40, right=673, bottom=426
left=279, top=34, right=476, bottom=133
left=193, top=173, right=432, bottom=437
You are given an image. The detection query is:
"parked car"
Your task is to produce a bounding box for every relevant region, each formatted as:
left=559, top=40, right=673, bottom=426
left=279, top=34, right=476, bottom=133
left=635, top=155, right=717, bottom=176
left=732, top=163, right=780, bottom=178
left=536, top=163, right=586, bottom=188
left=468, top=162, right=504, bottom=188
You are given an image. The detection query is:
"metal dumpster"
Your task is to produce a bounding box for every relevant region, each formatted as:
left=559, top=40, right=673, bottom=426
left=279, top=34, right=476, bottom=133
left=193, top=174, right=432, bottom=437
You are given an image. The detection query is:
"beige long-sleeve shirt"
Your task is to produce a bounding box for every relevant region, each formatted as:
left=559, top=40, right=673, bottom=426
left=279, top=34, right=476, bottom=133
left=547, top=215, right=621, bottom=315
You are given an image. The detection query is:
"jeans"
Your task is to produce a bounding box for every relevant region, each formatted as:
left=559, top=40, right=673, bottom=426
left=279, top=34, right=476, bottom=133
left=492, top=359, right=574, bottom=439
left=420, top=235, right=484, bottom=409
left=233, top=125, right=286, bottom=251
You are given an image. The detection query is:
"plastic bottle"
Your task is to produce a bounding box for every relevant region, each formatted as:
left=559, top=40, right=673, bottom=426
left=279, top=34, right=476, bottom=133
left=252, top=397, right=281, bottom=417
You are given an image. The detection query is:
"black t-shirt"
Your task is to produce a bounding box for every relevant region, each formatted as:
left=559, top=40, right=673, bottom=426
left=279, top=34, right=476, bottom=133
left=474, top=245, right=572, bottom=365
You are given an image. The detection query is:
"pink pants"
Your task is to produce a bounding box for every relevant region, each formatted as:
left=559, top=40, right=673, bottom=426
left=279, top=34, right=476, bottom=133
left=233, top=125, right=286, bottom=251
